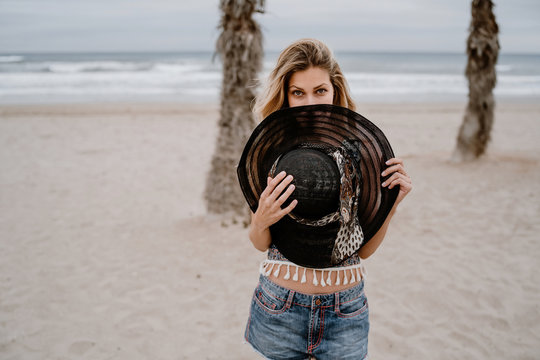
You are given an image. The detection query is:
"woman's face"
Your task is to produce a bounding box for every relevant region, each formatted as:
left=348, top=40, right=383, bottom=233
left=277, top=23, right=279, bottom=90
left=287, top=66, right=334, bottom=107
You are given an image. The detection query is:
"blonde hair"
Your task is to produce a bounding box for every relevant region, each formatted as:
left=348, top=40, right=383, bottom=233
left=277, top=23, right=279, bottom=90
left=253, top=38, right=356, bottom=121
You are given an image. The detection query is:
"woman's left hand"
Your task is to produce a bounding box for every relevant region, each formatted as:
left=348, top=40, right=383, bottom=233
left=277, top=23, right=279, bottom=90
left=381, top=157, right=412, bottom=206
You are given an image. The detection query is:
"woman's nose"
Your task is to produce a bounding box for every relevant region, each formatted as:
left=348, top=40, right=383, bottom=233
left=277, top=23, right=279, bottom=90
left=305, top=94, right=318, bottom=106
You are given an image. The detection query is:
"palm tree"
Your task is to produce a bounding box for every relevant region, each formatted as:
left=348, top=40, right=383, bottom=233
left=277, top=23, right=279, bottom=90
left=204, top=0, right=264, bottom=217
left=452, top=0, right=499, bottom=162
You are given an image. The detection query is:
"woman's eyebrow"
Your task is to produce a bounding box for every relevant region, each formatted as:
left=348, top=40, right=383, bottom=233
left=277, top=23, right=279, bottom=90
left=289, top=83, right=329, bottom=90
left=314, top=83, right=330, bottom=88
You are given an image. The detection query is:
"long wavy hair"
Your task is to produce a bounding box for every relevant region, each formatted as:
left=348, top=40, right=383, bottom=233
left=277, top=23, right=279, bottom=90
left=253, top=38, right=356, bottom=121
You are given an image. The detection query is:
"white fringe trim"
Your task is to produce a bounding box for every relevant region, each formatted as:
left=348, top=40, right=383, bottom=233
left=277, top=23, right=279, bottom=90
left=259, top=259, right=367, bottom=287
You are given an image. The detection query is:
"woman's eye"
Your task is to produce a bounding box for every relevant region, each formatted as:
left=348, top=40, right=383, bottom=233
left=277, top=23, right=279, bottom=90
left=292, top=90, right=303, bottom=96
left=316, top=88, right=327, bottom=94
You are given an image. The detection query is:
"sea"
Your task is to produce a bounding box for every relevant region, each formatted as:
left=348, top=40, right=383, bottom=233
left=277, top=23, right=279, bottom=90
left=0, top=51, right=539, bottom=104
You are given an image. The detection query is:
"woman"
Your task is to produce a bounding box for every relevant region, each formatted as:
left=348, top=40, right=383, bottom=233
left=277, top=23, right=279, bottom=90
left=244, top=39, right=412, bottom=359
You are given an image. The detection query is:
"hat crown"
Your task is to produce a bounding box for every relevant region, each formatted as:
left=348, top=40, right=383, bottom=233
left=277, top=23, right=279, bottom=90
left=275, top=148, right=339, bottom=219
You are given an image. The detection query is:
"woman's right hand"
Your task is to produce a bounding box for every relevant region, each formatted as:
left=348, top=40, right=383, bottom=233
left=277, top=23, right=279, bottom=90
left=251, top=171, right=298, bottom=231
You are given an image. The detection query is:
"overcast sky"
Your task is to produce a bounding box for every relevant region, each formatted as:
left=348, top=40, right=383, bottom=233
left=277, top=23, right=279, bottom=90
left=1, top=0, right=539, bottom=53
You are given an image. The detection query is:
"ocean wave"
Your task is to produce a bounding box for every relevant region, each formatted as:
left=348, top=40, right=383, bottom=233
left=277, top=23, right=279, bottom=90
left=496, top=64, right=513, bottom=72
left=347, top=72, right=466, bottom=94
left=1, top=72, right=537, bottom=97
left=46, top=61, right=155, bottom=73
left=497, top=75, right=540, bottom=83
left=0, top=60, right=211, bottom=74
left=0, top=55, right=25, bottom=63
left=1, top=63, right=538, bottom=103
left=0, top=71, right=221, bottom=96
left=152, top=63, right=205, bottom=73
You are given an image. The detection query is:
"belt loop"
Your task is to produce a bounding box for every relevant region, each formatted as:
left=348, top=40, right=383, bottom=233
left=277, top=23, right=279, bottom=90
left=286, top=290, right=295, bottom=308
left=334, top=292, right=340, bottom=312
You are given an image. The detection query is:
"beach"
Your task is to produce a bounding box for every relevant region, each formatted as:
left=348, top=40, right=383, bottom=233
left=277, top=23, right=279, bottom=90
left=1, top=101, right=539, bottom=359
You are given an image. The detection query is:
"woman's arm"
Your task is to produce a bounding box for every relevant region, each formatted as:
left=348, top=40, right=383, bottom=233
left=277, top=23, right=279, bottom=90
left=248, top=171, right=297, bottom=252
left=248, top=214, right=272, bottom=251
left=359, top=157, right=412, bottom=259
left=358, top=205, right=396, bottom=259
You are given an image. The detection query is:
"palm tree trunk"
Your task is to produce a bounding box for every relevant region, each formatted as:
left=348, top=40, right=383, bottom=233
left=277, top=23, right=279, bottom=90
left=452, top=0, right=499, bottom=162
left=204, top=0, right=264, bottom=216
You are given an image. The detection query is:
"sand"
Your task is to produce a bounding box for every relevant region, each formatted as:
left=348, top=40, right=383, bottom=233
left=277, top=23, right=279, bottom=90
left=1, top=101, right=539, bottom=359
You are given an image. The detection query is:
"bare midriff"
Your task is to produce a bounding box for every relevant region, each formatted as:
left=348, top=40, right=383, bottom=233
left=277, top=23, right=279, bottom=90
left=268, top=268, right=363, bottom=295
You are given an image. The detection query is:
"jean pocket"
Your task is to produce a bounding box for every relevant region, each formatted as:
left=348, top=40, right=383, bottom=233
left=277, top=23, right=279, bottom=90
left=335, top=291, right=368, bottom=318
left=253, top=283, right=292, bottom=315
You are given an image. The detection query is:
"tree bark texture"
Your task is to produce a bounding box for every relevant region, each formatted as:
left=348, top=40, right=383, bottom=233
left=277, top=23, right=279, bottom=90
left=453, top=0, right=499, bottom=162
left=205, top=0, right=264, bottom=215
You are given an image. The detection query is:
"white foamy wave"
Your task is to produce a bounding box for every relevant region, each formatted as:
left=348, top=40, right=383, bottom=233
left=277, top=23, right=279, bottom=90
left=21, top=61, right=210, bottom=74
left=0, top=86, right=174, bottom=95
left=347, top=72, right=540, bottom=98
left=184, top=88, right=220, bottom=96
left=0, top=71, right=221, bottom=102
left=497, top=75, right=540, bottom=84
left=1, top=72, right=219, bottom=89
left=0, top=55, right=24, bottom=63
left=496, top=64, right=513, bottom=72
left=44, top=61, right=154, bottom=73
left=495, top=76, right=540, bottom=95
left=347, top=73, right=466, bottom=96
left=1, top=52, right=538, bottom=104
left=152, top=63, right=204, bottom=73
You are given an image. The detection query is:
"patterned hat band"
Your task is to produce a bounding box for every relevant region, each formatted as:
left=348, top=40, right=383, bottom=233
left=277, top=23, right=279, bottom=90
left=268, top=142, right=365, bottom=264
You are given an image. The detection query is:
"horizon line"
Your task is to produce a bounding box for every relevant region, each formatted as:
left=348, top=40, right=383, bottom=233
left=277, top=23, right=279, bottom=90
left=1, top=49, right=539, bottom=56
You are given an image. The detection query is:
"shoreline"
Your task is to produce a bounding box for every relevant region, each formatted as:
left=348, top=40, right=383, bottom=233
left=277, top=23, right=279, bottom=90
left=1, top=98, right=538, bottom=115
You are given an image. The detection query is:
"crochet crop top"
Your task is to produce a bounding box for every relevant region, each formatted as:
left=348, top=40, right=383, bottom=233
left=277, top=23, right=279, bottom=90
left=260, top=244, right=367, bottom=287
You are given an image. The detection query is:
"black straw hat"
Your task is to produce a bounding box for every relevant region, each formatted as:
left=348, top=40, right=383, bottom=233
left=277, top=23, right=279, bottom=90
left=237, top=104, right=399, bottom=268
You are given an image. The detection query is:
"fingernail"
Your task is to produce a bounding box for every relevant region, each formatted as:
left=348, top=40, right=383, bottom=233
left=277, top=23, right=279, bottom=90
left=385, top=160, right=390, bottom=165
left=382, top=181, right=386, bottom=187
left=381, top=171, right=386, bottom=176
left=279, top=171, right=286, bottom=176
left=290, top=184, right=295, bottom=190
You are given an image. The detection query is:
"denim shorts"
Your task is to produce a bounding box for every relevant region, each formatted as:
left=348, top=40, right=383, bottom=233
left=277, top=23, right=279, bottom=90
left=244, top=275, right=369, bottom=360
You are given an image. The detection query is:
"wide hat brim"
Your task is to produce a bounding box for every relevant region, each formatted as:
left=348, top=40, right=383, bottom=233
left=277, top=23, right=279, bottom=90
left=237, top=104, right=399, bottom=268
